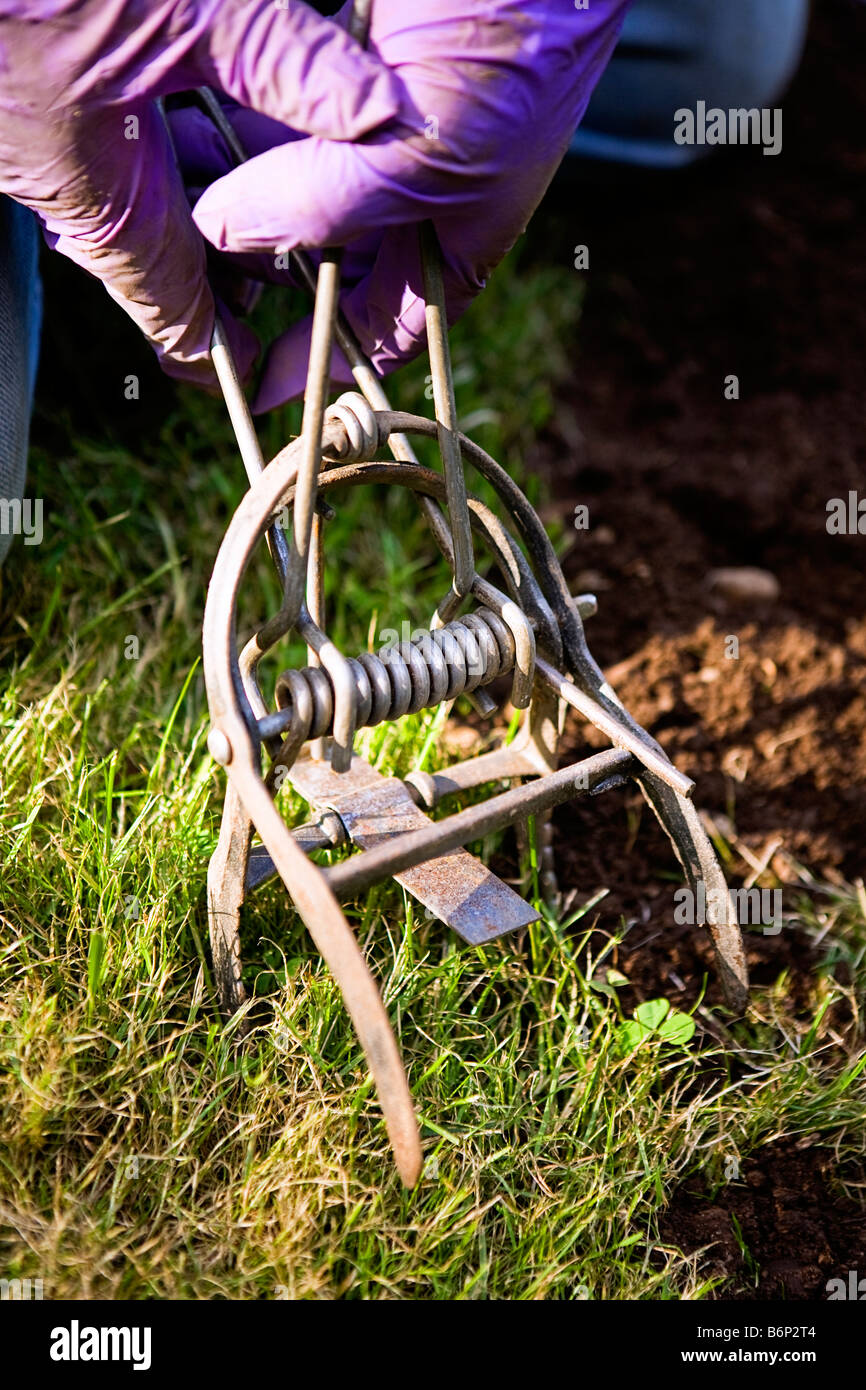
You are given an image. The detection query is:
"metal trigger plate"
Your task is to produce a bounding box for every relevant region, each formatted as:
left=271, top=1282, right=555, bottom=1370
left=289, top=754, right=539, bottom=944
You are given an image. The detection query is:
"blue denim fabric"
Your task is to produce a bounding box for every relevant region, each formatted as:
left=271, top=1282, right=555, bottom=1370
left=572, top=0, right=810, bottom=167
left=0, top=195, right=41, bottom=564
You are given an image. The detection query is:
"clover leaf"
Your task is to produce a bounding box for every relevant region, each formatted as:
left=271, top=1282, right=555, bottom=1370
left=617, top=998, right=696, bottom=1051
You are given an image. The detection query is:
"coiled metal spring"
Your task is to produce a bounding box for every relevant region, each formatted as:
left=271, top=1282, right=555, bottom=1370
left=273, top=608, right=515, bottom=744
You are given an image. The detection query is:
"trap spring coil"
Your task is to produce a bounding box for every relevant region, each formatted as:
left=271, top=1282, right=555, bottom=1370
left=274, top=607, right=515, bottom=744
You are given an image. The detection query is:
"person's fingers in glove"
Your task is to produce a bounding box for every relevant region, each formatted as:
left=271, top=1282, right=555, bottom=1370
left=165, top=98, right=305, bottom=309
left=250, top=223, right=471, bottom=411
left=0, top=0, right=403, bottom=385
left=26, top=95, right=258, bottom=388
left=189, top=0, right=632, bottom=408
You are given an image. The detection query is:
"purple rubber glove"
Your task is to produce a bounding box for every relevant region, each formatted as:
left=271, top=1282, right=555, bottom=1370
left=0, top=0, right=630, bottom=399
left=190, top=0, right=633, bottom=410
left=0, top=0, right=403, bottom=385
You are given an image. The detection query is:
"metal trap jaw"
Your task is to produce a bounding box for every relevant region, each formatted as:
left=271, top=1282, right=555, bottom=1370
left=201, top=220, right=748, bottom=1187
left=197, top=86, right=748, bottom=1189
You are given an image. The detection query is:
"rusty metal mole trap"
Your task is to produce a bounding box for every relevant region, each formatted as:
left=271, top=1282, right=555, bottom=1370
left=195, top=103, right=748, bottom=1193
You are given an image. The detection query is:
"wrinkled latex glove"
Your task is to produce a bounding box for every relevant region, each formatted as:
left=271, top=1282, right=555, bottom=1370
left=191, top=0, right=632, bottom=410
left=0, top=0, right=631, bottom=400
left=0, top=0, right=403, bottom=385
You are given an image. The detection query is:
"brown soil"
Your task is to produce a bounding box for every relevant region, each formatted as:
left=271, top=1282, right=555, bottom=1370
left=529, top=0, right=866, bottom=996
left=659, top=1141, right=866, bottom=1301
left=529, top=0, right=866, bottom=1297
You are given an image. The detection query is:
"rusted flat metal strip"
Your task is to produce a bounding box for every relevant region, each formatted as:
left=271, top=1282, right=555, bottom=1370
left=324, top=748, right=633, bottom=898
left=288, top=754, right=539, bottom=945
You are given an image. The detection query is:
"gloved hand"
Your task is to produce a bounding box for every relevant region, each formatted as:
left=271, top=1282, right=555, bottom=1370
left=0, top=0, right=403, bottom=386
left=0, top=0, right=631, bottom=401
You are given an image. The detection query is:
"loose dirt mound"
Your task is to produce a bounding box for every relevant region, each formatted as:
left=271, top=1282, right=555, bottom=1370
left=532, top=0, right=865, bottom=995
left=660, top=1142, right=866, bottom=1301
left=533, top=0, right=866, bottom=1296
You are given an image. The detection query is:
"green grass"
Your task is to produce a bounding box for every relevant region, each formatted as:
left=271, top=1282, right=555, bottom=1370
left=1, top=248, right=864, bottom=1299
